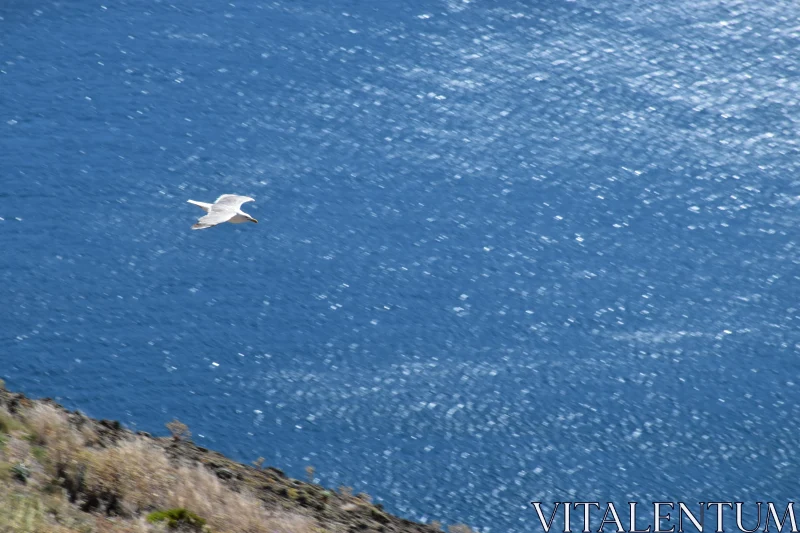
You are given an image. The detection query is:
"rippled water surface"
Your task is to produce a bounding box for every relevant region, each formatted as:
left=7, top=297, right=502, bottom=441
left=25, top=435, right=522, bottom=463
left=2, top=1, right=800, bottom=530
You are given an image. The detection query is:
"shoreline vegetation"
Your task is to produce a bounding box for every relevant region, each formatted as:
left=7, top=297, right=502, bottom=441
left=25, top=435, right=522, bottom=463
left=0, top=381, right=475, bottom=533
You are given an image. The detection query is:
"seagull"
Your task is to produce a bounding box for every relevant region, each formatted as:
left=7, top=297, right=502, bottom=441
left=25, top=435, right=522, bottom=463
left=187, top=194, right=258, bottom=230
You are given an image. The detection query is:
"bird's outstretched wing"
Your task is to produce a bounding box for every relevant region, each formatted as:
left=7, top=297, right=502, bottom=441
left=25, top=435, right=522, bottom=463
left=214, top=194, right=255, bottom=209
left=192, top=210, right=236, bottom=230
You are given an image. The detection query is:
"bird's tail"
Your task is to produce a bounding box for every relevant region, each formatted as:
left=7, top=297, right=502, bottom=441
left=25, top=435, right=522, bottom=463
left=187, top=199, right=213, bottom=212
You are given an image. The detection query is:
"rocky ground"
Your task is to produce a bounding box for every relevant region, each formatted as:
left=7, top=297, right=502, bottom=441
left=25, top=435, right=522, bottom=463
left=0, top=383, right=473, bottom=533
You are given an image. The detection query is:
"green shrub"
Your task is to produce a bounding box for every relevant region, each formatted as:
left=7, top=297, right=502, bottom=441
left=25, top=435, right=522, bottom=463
left=11, top=462, right=31, bottom=483
left=147, top=508, right=207, bottom=531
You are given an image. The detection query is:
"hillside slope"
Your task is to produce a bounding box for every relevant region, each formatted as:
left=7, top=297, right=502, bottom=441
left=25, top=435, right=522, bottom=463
left=0, top=383, right=473, bottom=533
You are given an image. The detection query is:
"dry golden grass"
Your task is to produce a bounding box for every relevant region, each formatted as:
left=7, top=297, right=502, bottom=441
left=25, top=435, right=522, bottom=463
left=83, top=439, right=173, bottom=513
left=0, top=492, right=49, bottom=533
left=0, top=406, right=25, bottom=434
left=168, top=464, right=315, bottom=533
left=4, top=437, right=32, bottom=464
left=25, top=404, right=71, bottom=446
left=0, top=486, right=97, bottom=533
left=24, top=404, right=86, bottom=471
left=0, top=464, right=161, bottom=533
left=1, top=402, right=324, bottom=533
left=165, top=419, right=191, bottom=441
left=448, top=525, right=478, bottom=533
left=92, top=516, right=156, bottom=533
left=78, top=437, right=314, bottom=532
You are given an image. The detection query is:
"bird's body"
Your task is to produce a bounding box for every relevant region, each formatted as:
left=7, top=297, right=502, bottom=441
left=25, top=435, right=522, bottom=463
left=187, top=194, right=258, bottom=230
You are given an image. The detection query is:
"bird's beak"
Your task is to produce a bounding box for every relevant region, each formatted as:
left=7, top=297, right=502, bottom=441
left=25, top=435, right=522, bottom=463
left=251, top=218, right=258, bottom=224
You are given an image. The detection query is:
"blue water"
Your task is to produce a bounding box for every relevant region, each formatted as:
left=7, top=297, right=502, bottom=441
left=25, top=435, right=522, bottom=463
left=2, top=0, right=800, bottom=530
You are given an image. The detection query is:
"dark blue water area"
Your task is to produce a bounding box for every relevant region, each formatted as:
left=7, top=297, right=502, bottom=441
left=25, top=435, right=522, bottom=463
left=2, top=0, right=800, bottom=530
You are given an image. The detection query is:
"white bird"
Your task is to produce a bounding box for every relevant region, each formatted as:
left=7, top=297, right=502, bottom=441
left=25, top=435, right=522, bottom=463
left=187, top=194, right=258, bottom=230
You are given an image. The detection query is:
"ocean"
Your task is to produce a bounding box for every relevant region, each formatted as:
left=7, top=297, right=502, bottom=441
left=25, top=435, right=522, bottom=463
left=2, top=1, right=799, bottom=530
